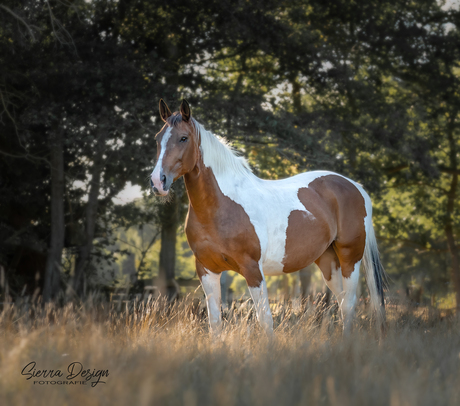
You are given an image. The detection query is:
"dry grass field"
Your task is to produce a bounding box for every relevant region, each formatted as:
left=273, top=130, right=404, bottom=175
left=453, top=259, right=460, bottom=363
left=0, top=295, right=459, bottom=406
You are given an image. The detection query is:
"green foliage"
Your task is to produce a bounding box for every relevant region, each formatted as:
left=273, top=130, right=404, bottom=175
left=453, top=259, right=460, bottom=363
left=1, top=0, right=460, bottom=303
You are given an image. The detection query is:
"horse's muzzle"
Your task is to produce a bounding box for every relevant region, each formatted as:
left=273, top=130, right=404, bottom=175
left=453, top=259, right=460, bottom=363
left=151, top=167, right=172, bottom=196
left=150, top=178, right=163, bottom=196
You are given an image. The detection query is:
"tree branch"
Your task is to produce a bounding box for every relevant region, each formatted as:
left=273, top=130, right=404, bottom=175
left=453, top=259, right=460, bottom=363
left=385, top=181, right=448, bottom=193
left=0, top=148, right=51, bottom=165
left=439, top=165, right=460, bottom=175
left=384, top=164, right=409, bottom=174
left=0, top=5, right=36, bottom=42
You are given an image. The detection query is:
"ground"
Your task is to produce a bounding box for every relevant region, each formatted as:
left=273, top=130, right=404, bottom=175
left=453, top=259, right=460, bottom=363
left=0, top=296, right=459, bottom=406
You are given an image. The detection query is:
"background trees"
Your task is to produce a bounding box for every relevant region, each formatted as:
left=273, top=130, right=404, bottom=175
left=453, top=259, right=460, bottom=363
left=0, top=0, right=459, bottom=310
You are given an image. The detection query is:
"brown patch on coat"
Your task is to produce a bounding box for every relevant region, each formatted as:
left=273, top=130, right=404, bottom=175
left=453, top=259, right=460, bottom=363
left=282, top=175, right=367, bottom=280
left=184, top=156, right=263, bottom=288
left=315, top=246, right=340, bottom=281
left=282, top=188, right=336, bottom=273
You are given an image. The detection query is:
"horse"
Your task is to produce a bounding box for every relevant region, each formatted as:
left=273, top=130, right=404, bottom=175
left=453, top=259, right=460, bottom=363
left=150, top=99, right=387, bottom=335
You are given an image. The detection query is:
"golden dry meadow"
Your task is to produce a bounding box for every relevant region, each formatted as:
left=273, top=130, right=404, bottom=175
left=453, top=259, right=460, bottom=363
left=0, top=296, right=459, bottom=406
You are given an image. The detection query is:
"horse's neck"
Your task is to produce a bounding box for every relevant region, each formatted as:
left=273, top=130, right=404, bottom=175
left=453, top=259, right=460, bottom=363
left=184, top=158, right=232, bottom=218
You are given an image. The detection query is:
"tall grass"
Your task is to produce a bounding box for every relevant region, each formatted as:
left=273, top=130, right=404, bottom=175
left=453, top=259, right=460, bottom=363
left=0, top=295, right=459, bottom=406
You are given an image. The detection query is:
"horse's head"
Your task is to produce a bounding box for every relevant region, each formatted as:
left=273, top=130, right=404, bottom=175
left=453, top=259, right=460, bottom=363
left=150, top=99, right=200, bottom=196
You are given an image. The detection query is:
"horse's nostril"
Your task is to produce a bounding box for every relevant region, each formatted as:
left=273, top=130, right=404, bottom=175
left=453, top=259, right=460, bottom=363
left=161, top=174, right=166, bottom=184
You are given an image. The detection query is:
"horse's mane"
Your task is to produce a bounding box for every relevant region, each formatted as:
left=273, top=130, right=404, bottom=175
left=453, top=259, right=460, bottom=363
left=193, top=119, right=252, bottom=178
left=168, top=113, right=252, bottom=178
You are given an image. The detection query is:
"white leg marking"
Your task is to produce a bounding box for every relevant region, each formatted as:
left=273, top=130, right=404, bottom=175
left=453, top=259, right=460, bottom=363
left=341, top=260, right=361, bottom=335
left=248, top=277, right=274, bottom=335
left=201, top=269, right=222, bottom=334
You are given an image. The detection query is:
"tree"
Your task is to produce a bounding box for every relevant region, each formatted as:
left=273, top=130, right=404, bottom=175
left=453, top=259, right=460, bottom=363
left=2, top=0, right=459, bottom=309
left=0, top=0, right=159, bottom=298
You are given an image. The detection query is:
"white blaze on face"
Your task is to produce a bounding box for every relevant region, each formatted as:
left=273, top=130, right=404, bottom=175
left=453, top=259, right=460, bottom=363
left=151, top=127, right=172, bottom=195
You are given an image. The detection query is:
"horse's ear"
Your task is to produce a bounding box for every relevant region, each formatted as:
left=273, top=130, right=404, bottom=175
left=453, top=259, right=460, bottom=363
left=159, top=99, right=172, bottom=122
left=180, top=99, right=191, bottom=122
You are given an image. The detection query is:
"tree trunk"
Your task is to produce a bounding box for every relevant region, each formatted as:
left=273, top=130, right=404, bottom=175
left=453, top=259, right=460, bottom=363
left=226, top=56, right=247, bottom=136
left=73, top=120, right=108, bottom=296
left=299, top=265, right=313, bottom=300
left=43, top=131, right=65, bottom=302
left=445, top=118, right=460, bottom=312
left=220, top=271, right=234, bottom=308
left=280, top=274, right=290, bottom=300
left=158, top=192, right=179, bottom=300
left=291, top=76, right=302, bottom=115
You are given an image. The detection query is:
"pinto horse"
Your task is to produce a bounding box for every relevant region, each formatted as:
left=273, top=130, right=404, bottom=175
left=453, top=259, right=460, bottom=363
left=150, top=99, right=386, bottom=335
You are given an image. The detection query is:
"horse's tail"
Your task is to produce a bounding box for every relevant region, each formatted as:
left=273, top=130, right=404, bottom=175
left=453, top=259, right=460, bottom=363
left=362, top=197, right=388, bottom=333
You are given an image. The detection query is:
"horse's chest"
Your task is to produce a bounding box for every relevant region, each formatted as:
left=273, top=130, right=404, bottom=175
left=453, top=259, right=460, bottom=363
left=185, top=204, right=261, bottom=273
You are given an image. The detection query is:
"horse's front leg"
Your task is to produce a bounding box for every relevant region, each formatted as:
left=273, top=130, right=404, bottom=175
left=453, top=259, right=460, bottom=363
left=243, top=261, right=274, bottom=335
left=196, top=259, right=222, bottom=334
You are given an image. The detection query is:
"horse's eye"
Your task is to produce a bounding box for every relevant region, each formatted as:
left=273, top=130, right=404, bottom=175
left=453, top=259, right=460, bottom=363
left=180, top=136, right=188, bottom=143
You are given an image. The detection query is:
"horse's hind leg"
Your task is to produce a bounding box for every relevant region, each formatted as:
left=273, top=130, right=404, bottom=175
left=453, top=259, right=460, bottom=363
left=333, top=240, right=364, bottom=335
left=315, top=246, right=344, bottom=300
left=315, top=246, right=345, bottom=330
left=316, top=245, right=360, bottom=335
left=340, top=260, right=361, bottom=335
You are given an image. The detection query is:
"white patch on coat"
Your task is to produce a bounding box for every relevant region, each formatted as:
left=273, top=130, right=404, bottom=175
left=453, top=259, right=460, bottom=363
left=200, top=269, right=222, bottom=333
left=194, top=120, right=345, bottom=276
left=151, top=126, right=172, bottom=194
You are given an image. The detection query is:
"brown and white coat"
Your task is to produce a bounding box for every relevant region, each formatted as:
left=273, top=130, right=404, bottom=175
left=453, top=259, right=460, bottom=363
left=151, top=100, right=386, bottom=335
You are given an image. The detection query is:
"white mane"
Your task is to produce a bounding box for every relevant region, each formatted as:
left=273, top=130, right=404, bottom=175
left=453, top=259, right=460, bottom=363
left=191, top=119, right=252, bottom=178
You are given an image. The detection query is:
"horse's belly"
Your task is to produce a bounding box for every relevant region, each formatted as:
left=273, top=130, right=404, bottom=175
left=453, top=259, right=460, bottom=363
left=261, top=258, right=286, bottom=276
left=261, top=246, right=319, bottom=276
